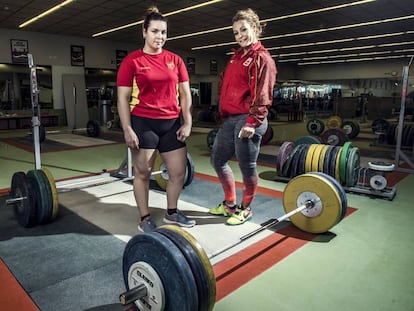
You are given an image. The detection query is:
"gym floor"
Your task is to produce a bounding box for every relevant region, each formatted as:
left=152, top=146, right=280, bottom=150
left=0, top=116, right=413, bottom=311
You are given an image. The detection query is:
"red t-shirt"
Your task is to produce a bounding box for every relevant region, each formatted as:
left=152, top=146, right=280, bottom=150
left=117, top=49, right=189, bottom=119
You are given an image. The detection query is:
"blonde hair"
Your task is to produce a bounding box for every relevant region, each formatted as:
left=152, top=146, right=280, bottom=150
left=232, top=8, right=265, bottom=37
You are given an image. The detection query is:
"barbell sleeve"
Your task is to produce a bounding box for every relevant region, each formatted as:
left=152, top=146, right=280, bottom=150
left=119, top=283, right=147, bottom=306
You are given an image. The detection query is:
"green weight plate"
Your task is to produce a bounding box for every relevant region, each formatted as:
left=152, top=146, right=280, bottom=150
left=207, top=129, right=218, bottom=151
left=123, top=232, right=198, bottom=311
left=156, top=227, right=214, bottom=311
left=27, top=169, right=52, bottom=225
left=159, top=225, right=216, bottom=311
left=295, top=135, right=321, bottom=145
left=184, top=153, right=195, bottom=187
left=276, top=141, right=295, bottom=176
left=339, top=142, right=353, bottom=185
left=10, top=172, right=37, bottom=227
left=283, top=173, right=342, bottom=233
left=306, top=119, right=325, bottom=135
left=41, top=168, right=59, bottom=221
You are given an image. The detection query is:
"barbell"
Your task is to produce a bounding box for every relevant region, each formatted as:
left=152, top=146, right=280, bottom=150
left=119, top=172, right=348, bottom=311
left=5, top=153, right=195, bottom=227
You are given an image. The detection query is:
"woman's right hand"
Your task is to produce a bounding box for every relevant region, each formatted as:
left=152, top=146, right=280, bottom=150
left=124, top=126, right=139, bottom=149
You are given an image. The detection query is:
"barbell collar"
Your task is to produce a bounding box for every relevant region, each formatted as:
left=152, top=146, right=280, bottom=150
left=5, top=196, right=27, bottom=205
left=119, top=283, right=148, bottom=306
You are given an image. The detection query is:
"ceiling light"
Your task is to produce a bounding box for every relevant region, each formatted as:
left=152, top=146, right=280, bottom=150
left=93, top=0, right=223, bottom=37
left=19, top=0, right=75, bottom=28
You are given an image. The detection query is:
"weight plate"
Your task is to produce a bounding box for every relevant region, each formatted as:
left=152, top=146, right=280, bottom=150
left=276, top=141, right=295, bottom=176
left=156, top=227, right=214, bottom=311
left=27, top=169, right=53, bottom=225
left=158, top=225, right=216, bottom=311
left=369, top=175, right=387, bottom=190
left=86, top=120, right=101, bottom=137
left=306, top=119, right=325, bottom=135
left=371, top=119, right=390, bottom=133
left=368, top=161, right=395, bottom=172
left=295, top=135, right=321, bottom=145
left=281, top=144, right=301, bottom=178
left=322, top=145, right=334, bottom=175
left=154, top=154, right=168, bottom=190
left=326, top=116, right=342, bottom=129
left=288, top=144, right=306, bottom=178
left=311, top=144, right=324, bottom=172
left=41, top=168, right=59, bottom=220
left=207, top=129, right=218, bottom=151
left=308, top=172, right=348, bottom=221
left=341, top=120, right=360, bottom=139
left=123, top=232, right=198, bottom=311
left=10, top=172, right=37, bottom=227
left=345, top=147, right=360, bottom=187
left=320, top=128, right=347, bottom=146
left=184, top=153, right=195, bottom=187
left=334, top=146, right=342, bottom=182
left=260, top=126, right=274, bottom=146
left=339, top=142, right=353, bottom=185
left=298, top=144, right=311, bottom=176
left=283, top=173, right=343, bottom=233
left=305, top=144, right=317, bottom=173
left=328, top=146, right=340, bottom=179
left=318, top=145, right=329, bottom=173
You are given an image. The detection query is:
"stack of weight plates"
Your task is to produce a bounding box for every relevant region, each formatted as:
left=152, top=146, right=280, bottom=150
left=276, top=141, right=360, bottom=187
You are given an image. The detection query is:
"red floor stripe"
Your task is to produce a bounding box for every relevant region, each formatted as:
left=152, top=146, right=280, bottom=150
left=0, top=258, right=39, bottom=310
left=212, top=207, right=357, bottom=302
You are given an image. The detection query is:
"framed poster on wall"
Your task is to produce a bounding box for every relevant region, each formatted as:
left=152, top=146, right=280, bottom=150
left=10, top=39, right=29, bottom=64
left=71, top=45, right=85, bottom=66
left=210, top=59, right=218, bottom=75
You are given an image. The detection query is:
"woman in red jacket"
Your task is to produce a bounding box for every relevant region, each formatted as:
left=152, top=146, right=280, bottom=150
left=210, top=8, right=277, bottom=225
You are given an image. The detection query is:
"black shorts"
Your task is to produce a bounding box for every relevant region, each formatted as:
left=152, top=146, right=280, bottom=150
left=131, top=116, right=186, bottom=152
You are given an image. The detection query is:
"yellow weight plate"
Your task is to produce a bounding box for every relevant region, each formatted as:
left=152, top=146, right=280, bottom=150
left=159, top=225, right=216, bottom=311
left=318, top=145, right=328, bottom=172
left=326, top=115, right=342, bottom=129
left=305, top=144, right=317, bottom=173
left=153, top=153, right=168, bottom=190
left=283, top=173, right=342, bottom=233
left=41, top=168, right=59, bottom=220
left=311, top=144, right=324, bottom=172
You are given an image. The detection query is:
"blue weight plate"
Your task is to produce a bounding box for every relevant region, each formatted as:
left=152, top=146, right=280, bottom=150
left=156, top=227, right=213, bottom=311
left=328, top=146, right=340, bottom=180
left=297, top=144, right=311, bottom=176
left=123, top=232, right=198, bottom=311
left=282, top=144, right=301, bottom=178
left=322, top=145, right=334, bottom=175
left=289, top=144, right=307, bottom=178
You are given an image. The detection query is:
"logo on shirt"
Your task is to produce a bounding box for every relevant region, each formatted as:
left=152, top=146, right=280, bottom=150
left=243, top=57, right=253, bottom=67
left=166, top=62, right=175, bottom=70
left=140, top=66, right=150, bottom=71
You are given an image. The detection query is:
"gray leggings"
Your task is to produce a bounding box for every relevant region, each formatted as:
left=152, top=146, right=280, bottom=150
left=211, top=114, right=268, bottom=205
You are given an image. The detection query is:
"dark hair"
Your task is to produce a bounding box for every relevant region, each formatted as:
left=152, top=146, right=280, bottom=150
left=232, top=8, right=265, bottom=37
left=143, top=6, right=166, bottom=31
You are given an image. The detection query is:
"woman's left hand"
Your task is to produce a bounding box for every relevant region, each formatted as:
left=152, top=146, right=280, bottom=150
left=238, top=125, right=255, bottom=139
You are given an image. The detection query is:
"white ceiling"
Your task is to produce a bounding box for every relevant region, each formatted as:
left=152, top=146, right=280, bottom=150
left=0, top=0, right=413, bottom=66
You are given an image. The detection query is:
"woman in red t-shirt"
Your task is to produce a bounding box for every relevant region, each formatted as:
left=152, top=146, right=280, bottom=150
left=117, top=6, right=195, bottom=232
left=210, top=8, right=277, bottom=225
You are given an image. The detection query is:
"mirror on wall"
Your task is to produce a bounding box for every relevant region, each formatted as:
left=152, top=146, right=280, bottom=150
left=0, top=63, right=52, bottom=111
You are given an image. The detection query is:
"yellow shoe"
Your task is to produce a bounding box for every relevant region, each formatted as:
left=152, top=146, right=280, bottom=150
left=227, top=207, right=253, bottom=225
left=209, top=201, right=237, bottom=216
